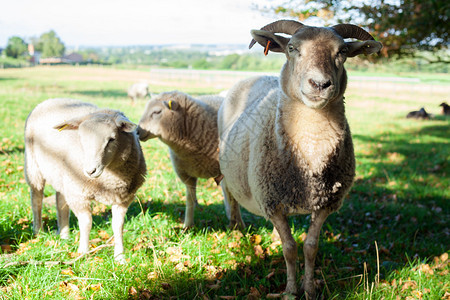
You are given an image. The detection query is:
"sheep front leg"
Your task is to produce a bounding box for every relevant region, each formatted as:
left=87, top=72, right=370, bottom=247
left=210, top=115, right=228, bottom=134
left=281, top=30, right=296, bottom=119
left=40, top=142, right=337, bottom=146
left=111, top=203, right=129, bottom=263
left=302, top=209, right=330, bottom=299
left=221, top=181, right=245, bottom=229
left=183, top=177, right=198, bottom=228
left=30, top=187, right=44, bottom=235
left=72, top=205, right=92, bottom=254
left=270, top=213, right=298, bottom=296
left=55, top=192, right=70, bottom=239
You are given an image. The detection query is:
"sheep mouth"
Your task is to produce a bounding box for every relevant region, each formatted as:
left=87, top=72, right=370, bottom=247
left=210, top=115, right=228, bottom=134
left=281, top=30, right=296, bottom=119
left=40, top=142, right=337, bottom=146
left=136, top=127, right=156, bottom=141
left=84, top=167, right=104, bottom=179
left=301, top=92, right=330, bottom=109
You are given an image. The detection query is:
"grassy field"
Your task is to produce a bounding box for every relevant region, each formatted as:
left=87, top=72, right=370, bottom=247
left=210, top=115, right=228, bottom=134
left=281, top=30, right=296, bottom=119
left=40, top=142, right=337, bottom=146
left=0, top=65, right=448, bottom=299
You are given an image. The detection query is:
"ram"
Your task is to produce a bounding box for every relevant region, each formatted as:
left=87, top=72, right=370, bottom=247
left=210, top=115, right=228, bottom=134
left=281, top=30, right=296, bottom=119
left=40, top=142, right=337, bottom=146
left=24, top=98, right=146, bottom=262
left=218, top=20, right=382, bottom=298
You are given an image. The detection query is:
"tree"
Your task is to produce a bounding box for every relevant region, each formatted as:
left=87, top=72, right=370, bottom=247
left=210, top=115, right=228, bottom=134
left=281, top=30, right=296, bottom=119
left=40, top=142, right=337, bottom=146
left=260, top=0, right=449, bottom=62
left=35, top=30, right=65, bottom=58
left=5, top=36, right=28, bottom=59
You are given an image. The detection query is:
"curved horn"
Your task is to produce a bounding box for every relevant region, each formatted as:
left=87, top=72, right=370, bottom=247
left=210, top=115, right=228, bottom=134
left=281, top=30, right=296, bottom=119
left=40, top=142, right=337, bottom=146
left=249, top=19, right=306, bottom=49
left=332, top=24, right=375, bottom=41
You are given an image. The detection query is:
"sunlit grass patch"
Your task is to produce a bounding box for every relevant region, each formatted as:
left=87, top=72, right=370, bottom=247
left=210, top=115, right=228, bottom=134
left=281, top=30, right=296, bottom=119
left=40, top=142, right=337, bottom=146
left=0, top=66, right=448, bottom=299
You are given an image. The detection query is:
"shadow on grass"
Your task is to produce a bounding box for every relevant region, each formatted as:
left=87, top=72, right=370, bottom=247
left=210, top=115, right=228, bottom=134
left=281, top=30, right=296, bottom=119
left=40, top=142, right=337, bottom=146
left=0, top=77, right=18, bottom=82
left=0, top=146, right=24, bottom=155
left=72, top=89, right=129, bottom=99
left=1, top=123, right=448, bottom=298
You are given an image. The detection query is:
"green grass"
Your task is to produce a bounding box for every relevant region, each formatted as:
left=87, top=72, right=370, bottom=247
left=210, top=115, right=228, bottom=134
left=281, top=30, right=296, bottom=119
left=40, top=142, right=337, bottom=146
left=0, top=66, right=449, bottom=299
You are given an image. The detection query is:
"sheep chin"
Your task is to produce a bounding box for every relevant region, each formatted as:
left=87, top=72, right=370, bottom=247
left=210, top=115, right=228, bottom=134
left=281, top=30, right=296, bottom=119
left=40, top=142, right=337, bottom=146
left=301, top=93, right=329, bottom=109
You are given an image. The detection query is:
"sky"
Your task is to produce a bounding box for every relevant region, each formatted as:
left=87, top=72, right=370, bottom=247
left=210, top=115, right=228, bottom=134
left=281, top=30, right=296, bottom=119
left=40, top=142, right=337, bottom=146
left=0, top=0, right=277, bottom=48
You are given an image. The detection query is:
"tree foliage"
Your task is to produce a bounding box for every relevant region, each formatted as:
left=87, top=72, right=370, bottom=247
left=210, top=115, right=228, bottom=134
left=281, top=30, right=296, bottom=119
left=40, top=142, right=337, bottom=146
left=5, top=36, right=28, bottom=59
left=261, top=0, right=449, bottom=62
left=35, top=30, right=65, bottom=58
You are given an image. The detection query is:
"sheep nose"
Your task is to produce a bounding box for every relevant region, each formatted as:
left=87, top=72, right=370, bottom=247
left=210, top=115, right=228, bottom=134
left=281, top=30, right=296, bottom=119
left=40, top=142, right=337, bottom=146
left=86, top=168, right=97, bottom=176
left=309, top=79, right=332, bottom=91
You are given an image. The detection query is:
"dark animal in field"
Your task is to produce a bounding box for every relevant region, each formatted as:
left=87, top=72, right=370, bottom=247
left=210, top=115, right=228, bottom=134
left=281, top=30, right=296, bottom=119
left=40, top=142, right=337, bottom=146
left=406, top=107, right=431, bottom=119
left=439, top=102, right=450, bottom=115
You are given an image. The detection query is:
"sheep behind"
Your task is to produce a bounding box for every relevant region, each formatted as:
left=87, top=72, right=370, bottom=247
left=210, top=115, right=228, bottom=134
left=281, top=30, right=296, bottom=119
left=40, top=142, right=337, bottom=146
left=128, top=83, right=150, bottom=102
left=24, top=98, right=147, bottom=261
left=138, top=91, right=244, bottom=228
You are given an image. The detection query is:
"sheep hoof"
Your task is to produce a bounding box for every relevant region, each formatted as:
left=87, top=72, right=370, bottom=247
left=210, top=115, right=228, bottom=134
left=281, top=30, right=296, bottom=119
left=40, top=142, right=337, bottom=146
left=300, top=284, right=317, bottom=300
left=281, top=294, right=297, bottom=300
left=59, top=229, right=70, bottom=239
left=183, top=222, right=195, bottom=229
left=227, top=221, right=244, bottom=230
left=114, top=254, right=127, bottom=264
left=284, top=282, right=298, bottom=297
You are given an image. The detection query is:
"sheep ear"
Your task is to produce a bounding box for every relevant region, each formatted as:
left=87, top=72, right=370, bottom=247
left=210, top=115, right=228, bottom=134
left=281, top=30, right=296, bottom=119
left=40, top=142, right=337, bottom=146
left=163, top=100, right=179, bottom=111
left=115, top=115, right=137, bottom=133
left=346, top=40, right=382, bottom=57
left=53, top=118, right=83, bottom=131
left=250, top=30, right=290, bottom=54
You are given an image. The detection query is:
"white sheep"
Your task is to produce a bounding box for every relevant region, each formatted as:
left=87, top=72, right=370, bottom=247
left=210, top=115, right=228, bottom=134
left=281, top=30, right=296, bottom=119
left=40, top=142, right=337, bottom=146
left=137, top=91, right=244, bottom=228
left=128, top=83, right=150, bottom=102
left=24, top=98, right=147, bottom=262
left=218, top=20, right=382, bottom=298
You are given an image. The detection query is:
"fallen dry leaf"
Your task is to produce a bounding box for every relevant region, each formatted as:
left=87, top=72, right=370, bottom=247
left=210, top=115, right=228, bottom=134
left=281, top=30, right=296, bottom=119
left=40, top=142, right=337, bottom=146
left=98, top=230, right=110, bottom=240
left=401, top=280, right=418, bottom=291
left=248, top=286, right=261, bottom=299
left=228, top=241, right=240, bottom=248
left=175, top=262, right=187, bottom=272
left=266, top=293, right=282, bottom=299
left=166, top=246, right=190, bottom=263
left=61, top=268, right=75, bottom=276
left=129, top=286, right=138, bottom=296
left=0, top=244, right=12, bottom=253
left=411, top=290, right=423, bottom=299
left=147, top=271, right=158, bottom=280
left=250, top=234, right=262, bottom=245
left=86, top=283, right=102, bottom=291
left=268, top=240, right=282, bottom=250
left=59, top=281, right=80, bottom=296
left=206, top=283, right=221, bottom=290
left=419, top=264, right=434, bottom=275
left=266, top=269, right=275, bottom=279
left=161, top=282, right=171, bottom=290
left=298, top=232, right=307, bottom=242
left=68, top=252, right=81, bottom=259
left=254, top=245, right=264, bottom=257
left=140, top=289, right=153, bottom=300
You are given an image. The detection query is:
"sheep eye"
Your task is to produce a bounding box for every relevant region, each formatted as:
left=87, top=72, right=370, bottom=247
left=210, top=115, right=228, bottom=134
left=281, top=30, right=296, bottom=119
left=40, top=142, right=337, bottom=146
left=151, top=109, right=162, bottom=118
left=288, top=45, right=295, bottom=52
left=338, top=47, right=348, bottom=56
